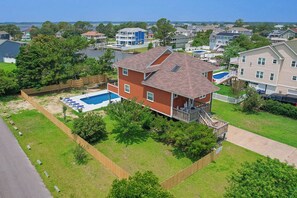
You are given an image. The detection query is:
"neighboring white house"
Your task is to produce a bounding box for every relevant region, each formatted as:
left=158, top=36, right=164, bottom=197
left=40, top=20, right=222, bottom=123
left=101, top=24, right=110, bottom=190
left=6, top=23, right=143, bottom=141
left=236, top=40, right=297, bottom=95
left=116, top=28, right=146, bottom=46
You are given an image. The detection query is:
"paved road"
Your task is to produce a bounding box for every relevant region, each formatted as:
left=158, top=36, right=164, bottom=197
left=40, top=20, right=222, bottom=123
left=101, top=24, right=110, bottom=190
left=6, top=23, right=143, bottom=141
left=227, top=125, right=297, bottom=166
left=0, top=118, right=51, bottom=198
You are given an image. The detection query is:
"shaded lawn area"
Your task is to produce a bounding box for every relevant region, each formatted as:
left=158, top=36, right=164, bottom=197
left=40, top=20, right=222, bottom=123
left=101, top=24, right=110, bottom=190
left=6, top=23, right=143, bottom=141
left=170, top=141, right=263, bottom=198
left=0, top=62, right=16, bottom=72
left=215, top=84, right=245, bottom=97
left=95, top=116, right=193, bottom=181
left=212, top=100, right=297, bottom=148
left=7, top=110, right=115, bottom=198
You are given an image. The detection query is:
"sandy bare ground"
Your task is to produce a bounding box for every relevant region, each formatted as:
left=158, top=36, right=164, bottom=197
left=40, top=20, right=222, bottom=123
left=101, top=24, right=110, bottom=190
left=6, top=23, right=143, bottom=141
left=0, top=98, right=34, bottom=117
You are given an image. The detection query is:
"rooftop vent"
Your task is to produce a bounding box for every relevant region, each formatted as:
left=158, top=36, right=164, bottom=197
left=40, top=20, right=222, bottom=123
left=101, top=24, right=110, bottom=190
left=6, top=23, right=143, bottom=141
left=171, top=65, right=180, bottom=72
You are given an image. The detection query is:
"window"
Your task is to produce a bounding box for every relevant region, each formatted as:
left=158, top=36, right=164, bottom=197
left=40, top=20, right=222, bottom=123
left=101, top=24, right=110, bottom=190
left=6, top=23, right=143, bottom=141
left=124, top=84, right=130, bottom=93
left=292, top=61, right=297, bottom=68
left=256, top=71, right=264, bottom=79
left=240, top=68, right=244, bottom=75
left=173, top=94, right=178, bottom=99
left=258, top=58, right=266, bottom=65
left=122, top=68, right=128, bottom=76
left=202, top=72, right=207, bottom=77
left=147, top=91, right=154, bottom=102
left=199, top=95, right=206, bottom=99
left=270, top=73, right=274, bottom=81
left=293, top=76, right=297, bottom=81
left=242, top=56, right=246, bottom=63
left=273, top=59, right=277, bottom=64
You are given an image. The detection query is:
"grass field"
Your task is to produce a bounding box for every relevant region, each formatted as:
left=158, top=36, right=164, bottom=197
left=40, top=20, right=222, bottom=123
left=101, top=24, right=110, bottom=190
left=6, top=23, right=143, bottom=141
left=212, top=100, right=297, bottom=147
left=170, top=141, right=263, bottom=198
left=215, top=84, right=245, bottom=97
left=7, top=110, right=115, bottom=197
left=0, top=62, right=16, bottom=72
left=95, top=116, right=192, bottom=181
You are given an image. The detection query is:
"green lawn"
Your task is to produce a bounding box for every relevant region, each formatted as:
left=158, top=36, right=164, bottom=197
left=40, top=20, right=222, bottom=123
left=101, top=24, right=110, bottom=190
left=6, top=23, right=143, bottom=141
left=170, top=141, right=263, bottom=198
left=215, top=84, right=245, bottom=97
left=6, top=110, right=115, bottom=197
left=212, top=100, right=297, bottom=147
left=0, top=62, right=16, bottom=72
left=95, top=116, right=193, bottom=181
left=124, top=47, right=148, bottom=53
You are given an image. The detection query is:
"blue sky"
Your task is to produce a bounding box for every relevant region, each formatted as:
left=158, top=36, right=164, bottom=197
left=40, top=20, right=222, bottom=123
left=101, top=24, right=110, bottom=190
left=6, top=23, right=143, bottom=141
left=1, top=0, right=296, bottom=22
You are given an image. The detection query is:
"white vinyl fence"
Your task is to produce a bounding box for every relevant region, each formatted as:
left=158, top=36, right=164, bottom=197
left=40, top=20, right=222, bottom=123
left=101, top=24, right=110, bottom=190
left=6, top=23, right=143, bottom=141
left=213, top=93, right=246, bottom=104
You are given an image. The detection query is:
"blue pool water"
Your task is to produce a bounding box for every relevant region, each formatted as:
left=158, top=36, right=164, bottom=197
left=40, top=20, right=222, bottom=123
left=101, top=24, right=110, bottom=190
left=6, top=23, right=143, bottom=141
left=213, top=72, right=229, bottom=80
left=81, top=92, right=119, bottom=105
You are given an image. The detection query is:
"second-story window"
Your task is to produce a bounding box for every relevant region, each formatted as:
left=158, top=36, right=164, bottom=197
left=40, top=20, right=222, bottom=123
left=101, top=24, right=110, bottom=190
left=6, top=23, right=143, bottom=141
left=146, top=91, right=154, bottom=102
left=239, top=68, right=244, bottom=75
left=293, top=76, right=297, bottom=81
left=122, top=68, right=128, bottom=76
left=270, top=73, right=274, bottom=81
left=256, top=71, right=264, bottom=79
left=273, top=59, right=277, bottom=64
left=124, top=84, right=130, bottom=93
left=291, top=61, right=297, bottom=68
left=258, top=58, right=266, bottom=65
left=242, top=56, right=246, bottom=63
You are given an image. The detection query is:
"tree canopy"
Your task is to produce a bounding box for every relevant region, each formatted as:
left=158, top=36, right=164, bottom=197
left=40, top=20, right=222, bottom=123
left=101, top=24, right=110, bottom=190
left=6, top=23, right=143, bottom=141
left=16, top=35, right=89, bottom=88
left=224, top=158, right=297, bottom=198
left=154, top=18, right=176, bottom=46
left=0, top=24, right=22, bottom=40
left=0, top=69, right=19, bottom=96
left=234, top=19, right=244, bottom=27
left=108, top=171, right=174, bottom=198
left=192, top=30, right=213, bottom=47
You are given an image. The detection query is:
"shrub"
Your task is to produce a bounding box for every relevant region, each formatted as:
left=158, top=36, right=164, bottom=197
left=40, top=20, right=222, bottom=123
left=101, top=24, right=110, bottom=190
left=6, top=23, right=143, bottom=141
left=224, top=158, right=297, bottom=197
left=107, top=99, right=153, bottom=136
left=242, top=87, right=263, bottom=112
left=0, top=69, right=19, bottom=96
left=261, top=100, right=297, bottom=119
left=107, top=171, right=174, bottom=198
left=73, top=144, right=87, bottom=165
left=72, top=112, right=106, bottom=143
left=150, top=116, right=217, bottom=160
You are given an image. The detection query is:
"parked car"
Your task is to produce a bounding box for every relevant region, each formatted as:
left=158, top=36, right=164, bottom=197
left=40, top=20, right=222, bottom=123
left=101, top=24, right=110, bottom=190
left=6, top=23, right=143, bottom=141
left=262, top=93, right=297, bottom=106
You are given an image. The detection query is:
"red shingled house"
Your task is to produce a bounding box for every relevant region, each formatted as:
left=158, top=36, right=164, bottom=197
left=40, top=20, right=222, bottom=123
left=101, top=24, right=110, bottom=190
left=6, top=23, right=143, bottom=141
left=107, top=47, right=228, bottom=136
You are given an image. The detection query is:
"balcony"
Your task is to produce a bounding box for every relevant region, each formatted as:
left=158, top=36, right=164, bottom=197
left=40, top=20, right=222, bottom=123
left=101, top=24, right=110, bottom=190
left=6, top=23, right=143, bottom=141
left=172, top=104, right=228, bottom=137
left=107, top=80, right=118, bottom=94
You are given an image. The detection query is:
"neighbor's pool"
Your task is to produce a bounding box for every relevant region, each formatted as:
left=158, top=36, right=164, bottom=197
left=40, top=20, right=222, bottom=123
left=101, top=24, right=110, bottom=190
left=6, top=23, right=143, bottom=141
left=213, top=72, right=229, bottom=80
left=81, top=92, right=119, bottom=105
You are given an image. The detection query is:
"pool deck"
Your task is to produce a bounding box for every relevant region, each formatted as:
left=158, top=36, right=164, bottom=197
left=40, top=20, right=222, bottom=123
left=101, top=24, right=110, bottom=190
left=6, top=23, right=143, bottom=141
left=61, top=90, right=121, bottom=112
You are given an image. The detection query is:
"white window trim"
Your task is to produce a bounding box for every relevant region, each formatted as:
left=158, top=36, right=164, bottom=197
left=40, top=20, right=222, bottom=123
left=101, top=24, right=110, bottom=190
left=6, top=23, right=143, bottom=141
left=199, top=95, right=206, bottom=99
left=240, top=68, right=244, bottom=75
left=124, top=84, right=130, bottom=93
left=146, top=91, right=154, bottom=102
left=270, top=73, right=274, bottom=81
left=272, top=59, right=277, bottom=64
left=242, top=56, right=246, bottom=63
left=292, top=76, right=297, bottom=81
left=122, top=68, right=128, bottom=76
left=291, top=61, right=297, bottom=68
left=258, top=58, right=266, bottom=65
left=256, top=71, right=264, bottom=79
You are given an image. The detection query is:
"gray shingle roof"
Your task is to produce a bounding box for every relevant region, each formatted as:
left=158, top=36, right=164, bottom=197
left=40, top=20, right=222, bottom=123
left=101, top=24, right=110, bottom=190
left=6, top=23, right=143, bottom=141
left=285, top=40, right=297, bottom=54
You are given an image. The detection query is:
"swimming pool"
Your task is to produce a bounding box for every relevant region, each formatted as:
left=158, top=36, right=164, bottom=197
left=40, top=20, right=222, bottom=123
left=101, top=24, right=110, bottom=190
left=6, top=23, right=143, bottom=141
left=81, top=92, right=119, bottom=105
left=213, top=72, right=229, bottom=80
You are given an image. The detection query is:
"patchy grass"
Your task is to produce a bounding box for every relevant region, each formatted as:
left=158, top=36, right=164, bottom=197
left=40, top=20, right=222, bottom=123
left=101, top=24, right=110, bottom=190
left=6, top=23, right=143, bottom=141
left=124, top=47, right=148, bottom=53
left=0, top=62, right=16, bottom=72
left=212, top=100, right=297, bottom=147
left=6, top=110, right=115, bottom=197
left=170, top=141, right=263, bottom=198
left=215, top=84, right=245, bottom=97
left=95, top=116, right=193, bottom=181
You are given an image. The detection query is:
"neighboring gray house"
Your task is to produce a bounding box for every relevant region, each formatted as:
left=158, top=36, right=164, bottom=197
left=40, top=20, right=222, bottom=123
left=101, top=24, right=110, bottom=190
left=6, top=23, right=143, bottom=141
left=280, top=28, right=297, bottom=40
left=209, top=32, right=240, bottom=50
left=237, top=40, right=297, bottom=95
left=0, top=39, right=26, bottom=63
left=0, top=31, right=10, bottom=40
left=267, top=30, right=288, bottom=43
left=170, top=34, right=190, bottom=49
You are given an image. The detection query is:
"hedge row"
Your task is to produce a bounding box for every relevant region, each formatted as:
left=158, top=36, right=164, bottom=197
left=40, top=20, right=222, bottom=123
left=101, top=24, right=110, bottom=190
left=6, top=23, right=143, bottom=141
left=261, top=100, right=297, bottom=119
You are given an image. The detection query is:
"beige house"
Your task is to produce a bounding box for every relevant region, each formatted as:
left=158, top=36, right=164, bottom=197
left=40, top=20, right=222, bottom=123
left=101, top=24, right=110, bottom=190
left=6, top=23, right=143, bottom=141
left=237, top=40, right=297, bottom=95
left=81, top=31, right=106, bottom=43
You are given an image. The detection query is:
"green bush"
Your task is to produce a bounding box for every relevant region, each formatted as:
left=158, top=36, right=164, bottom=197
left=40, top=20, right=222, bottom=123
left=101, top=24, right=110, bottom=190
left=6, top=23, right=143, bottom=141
left=224, top=158, right=297, bottom=197
left=242, top=87, right=263, bottom=112
left=73, top=144, right=87, bottom=165
left=261, top=100, right=297, bottom=119
left=0, top=69, right=19, bottom=96
left=72, top=112, right=107, bottom=143
left=150, top=116, right=217, bottom=160
left=107, top=171, right=174, bottom=198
